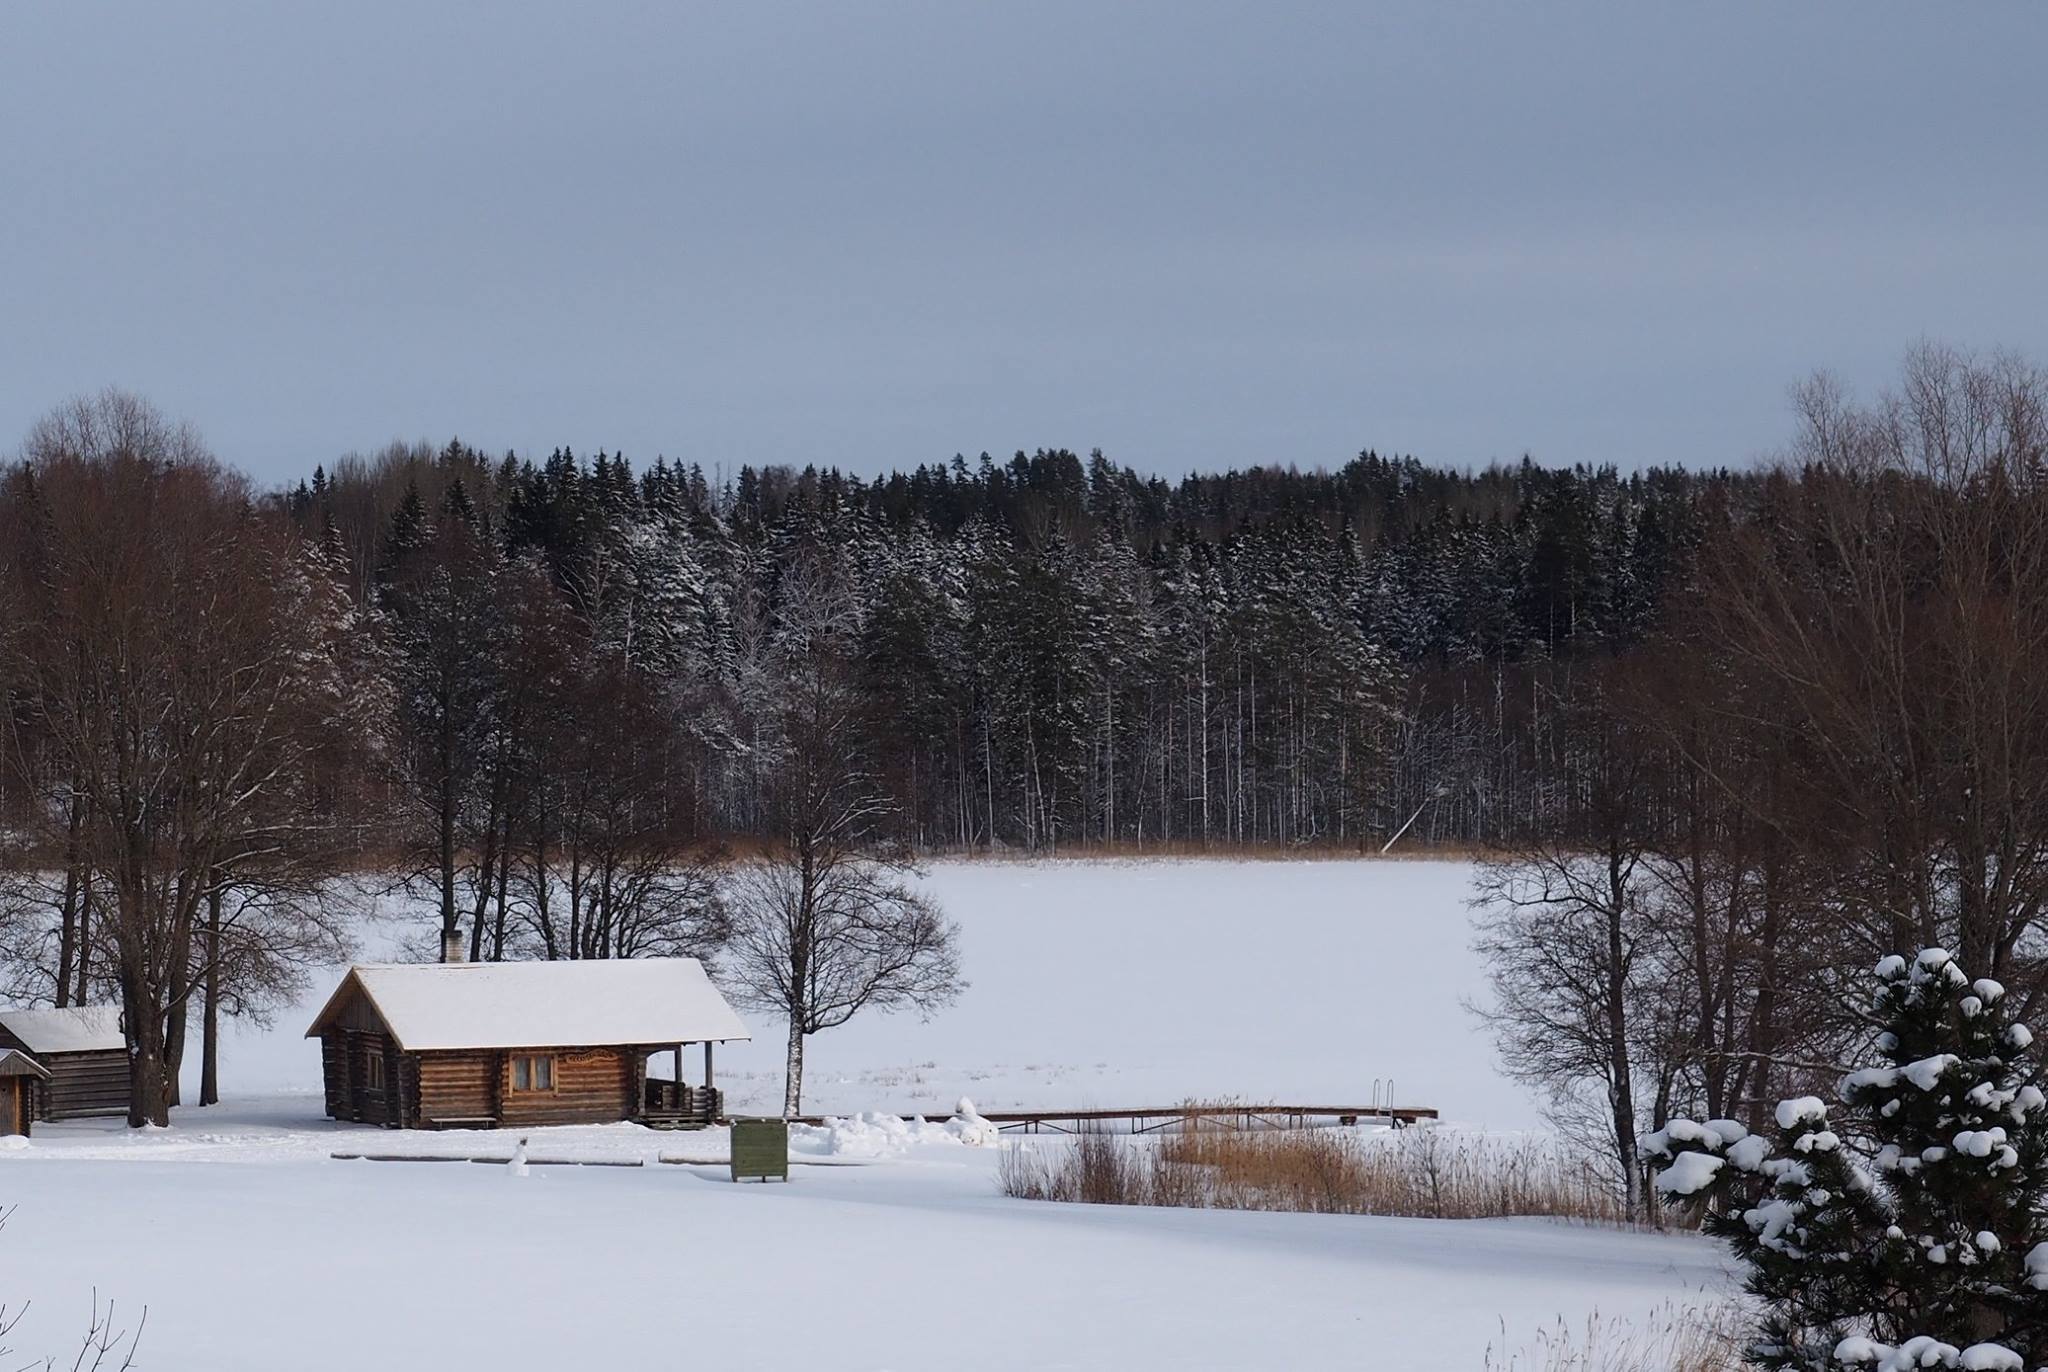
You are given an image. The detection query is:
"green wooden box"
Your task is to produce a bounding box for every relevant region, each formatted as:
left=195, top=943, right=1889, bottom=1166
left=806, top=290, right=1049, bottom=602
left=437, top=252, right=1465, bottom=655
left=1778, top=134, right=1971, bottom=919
left=730, top=1118, right=790, bottom=1182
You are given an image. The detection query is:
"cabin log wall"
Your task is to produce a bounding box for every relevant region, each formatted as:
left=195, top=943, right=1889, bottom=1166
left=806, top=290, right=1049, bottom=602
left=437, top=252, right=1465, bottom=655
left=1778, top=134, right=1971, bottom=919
left=415, top=1050, right=497, bottom=1125
left=0, top=1024, right=129, bottom=1120
left=319, top=1028, right=398, bottom=1125
left=321, top=1034, right=349, bottom=1118
left=385, top=1038, right=407, bottom=1128
left=37, top=1050, right=129, bottom=1120
left=496, top=1046, right=636, bottom=1128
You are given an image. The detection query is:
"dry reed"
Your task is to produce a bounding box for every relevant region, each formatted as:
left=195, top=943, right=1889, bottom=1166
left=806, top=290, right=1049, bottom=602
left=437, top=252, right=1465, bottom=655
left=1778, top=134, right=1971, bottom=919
left=998, top=1114, right=1639, bottom=1225
left=1481, top=1300, right=1746, bottom=1372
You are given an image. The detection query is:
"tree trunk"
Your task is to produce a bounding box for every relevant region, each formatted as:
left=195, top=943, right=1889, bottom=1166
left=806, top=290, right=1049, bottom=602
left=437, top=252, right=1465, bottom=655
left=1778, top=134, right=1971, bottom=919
left=490, top=806, right=513, bottom=962
left=1747, top=843, right=1785, bottom=1132
left=439, top=695, right=458, bottom=947
left=165, top=948, right=190, bottom=1109
left=782, top=1018, right=805, bottom=1117
left=470, top=743, right=508, bottom=962
left=119, top=959, right=170, bottom=1129
left=1605, top=840, right=1639, bottom=1219
left=201, top=878, right=223, bottom=1106
left=73, top=878, right=95, bottom=1006
left=982, top=710, right=996, bottom=850
left=468, top=830, right=495, bottom=963
left=161, top=868, right=207, bottom=1110
left=128, top=1033, right=170, bottom=1129
left=1685, top=778, right=1722, bottom=1119
left=54, top=789, right=86, bottom=1008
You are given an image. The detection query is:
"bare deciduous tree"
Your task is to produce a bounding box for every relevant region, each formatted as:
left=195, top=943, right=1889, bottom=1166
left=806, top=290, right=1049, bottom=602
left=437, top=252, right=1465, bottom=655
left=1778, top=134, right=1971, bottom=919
left=726, top=851, right=960, bottom=1116
left=721, top=564, right=963, bottom=1115
left=1706, top=345, right=2048, bottom=983
left=0, top=391, right=385, bottom=1125
left=1469, top=669, right=1659, bottom=1215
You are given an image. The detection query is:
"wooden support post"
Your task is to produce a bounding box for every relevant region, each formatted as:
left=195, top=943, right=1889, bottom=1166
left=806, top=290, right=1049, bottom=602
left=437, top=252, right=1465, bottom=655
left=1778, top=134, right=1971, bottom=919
left=704, top=1041, right=714, bottom=1090
left=673, top=1044, right=683, bottom=1093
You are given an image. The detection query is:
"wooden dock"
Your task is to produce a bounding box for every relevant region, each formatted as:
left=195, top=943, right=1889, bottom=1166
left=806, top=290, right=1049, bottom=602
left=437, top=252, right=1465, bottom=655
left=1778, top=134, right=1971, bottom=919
left=789, top=1104, right=1437, bottom=1134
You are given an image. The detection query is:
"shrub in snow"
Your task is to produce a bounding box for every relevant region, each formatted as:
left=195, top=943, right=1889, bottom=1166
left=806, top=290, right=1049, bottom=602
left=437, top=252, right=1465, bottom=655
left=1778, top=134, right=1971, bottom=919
left=1643, top=949, right=2048, bottom=1371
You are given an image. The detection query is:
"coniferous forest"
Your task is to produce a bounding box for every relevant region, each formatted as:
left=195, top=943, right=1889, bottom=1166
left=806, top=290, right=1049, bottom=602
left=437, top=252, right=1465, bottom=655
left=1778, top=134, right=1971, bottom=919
left=294, top=432, right=1713, bottom=858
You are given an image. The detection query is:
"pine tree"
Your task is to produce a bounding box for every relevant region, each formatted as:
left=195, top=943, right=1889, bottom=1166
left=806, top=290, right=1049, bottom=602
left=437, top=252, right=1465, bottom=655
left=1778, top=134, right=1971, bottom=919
left=378, top=478, right=430, bottom=581
left=1646, top=948, right=2048, bottom=1371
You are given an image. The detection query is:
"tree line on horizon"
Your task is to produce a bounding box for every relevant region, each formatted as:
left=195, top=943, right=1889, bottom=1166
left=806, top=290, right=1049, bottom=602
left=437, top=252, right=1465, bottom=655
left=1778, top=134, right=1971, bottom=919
left=3, top=343, right=2046, bottom=1132
left=290, top=421, right=1721, bottom=858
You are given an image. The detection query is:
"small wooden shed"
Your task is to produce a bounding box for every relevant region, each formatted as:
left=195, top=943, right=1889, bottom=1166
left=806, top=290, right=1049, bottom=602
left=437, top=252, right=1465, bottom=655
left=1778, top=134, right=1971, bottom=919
left=0, top=1005, right=129, bottom=1120
left=0, top=1049, right=50, bottom=1137
left=304, top=958, right=751, bottom=1130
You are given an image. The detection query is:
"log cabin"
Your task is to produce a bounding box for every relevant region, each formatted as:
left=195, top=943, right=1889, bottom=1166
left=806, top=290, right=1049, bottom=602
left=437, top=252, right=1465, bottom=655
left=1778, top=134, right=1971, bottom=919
left=0, top=1049, right=50, bottom=1137
left=0, top=1004, right=130, bottom=1120
left=304, top=958, right=751, bottom=1130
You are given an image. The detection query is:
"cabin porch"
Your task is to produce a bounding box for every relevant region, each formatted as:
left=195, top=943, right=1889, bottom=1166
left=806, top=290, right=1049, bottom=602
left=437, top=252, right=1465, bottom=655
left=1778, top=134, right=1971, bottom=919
left=639, top=1042, right=724, bottom=1129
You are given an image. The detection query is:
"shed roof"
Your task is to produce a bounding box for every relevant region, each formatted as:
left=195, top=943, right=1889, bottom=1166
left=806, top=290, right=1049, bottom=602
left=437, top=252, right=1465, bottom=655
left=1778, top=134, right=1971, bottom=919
left=304, top=958, right=751, bottom=1052
left=0, top=1048, right=50, bottom=1078
left=0, top=1004, right=124, bottom=1055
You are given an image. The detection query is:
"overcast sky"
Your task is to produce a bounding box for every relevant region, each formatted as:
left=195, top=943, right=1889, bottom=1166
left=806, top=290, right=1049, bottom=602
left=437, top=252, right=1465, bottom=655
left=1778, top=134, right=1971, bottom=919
left=4, top=3, right=2044, bottom=485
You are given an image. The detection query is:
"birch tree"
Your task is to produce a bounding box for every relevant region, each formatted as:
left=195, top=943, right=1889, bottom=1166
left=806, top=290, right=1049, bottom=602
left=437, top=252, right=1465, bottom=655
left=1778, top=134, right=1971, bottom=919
left=722, top=565, right=962, bottom=1114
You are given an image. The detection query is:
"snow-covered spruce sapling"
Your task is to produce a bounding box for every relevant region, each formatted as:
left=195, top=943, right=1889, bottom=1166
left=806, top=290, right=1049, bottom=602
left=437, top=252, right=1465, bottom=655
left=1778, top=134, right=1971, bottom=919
left=1642, top=949, right=2048, bottom=1371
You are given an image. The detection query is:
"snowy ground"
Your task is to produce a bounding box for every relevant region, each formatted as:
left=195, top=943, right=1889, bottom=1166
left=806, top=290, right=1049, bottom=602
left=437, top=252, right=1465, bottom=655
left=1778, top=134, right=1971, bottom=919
left=0, top=859, right=1732, bottom=1370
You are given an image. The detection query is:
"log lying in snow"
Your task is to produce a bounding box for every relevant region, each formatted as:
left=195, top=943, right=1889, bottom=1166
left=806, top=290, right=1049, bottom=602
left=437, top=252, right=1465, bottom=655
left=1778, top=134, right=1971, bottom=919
left=329, top=1151, right=649, bottom=1167
left=327, top=1149, right=871, bottom=1168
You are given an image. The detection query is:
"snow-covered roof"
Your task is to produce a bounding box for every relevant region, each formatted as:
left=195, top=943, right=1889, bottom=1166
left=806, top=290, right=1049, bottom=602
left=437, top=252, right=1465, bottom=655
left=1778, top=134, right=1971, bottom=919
left=0, top=1004, right=125, bottom=1055
left=304, top=958, right=751, bottom=1052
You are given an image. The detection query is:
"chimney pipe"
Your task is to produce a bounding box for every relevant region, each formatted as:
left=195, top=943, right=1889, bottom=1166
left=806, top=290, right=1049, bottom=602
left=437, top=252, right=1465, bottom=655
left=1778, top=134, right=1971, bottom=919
left=442, top=925, right=466, bottom=965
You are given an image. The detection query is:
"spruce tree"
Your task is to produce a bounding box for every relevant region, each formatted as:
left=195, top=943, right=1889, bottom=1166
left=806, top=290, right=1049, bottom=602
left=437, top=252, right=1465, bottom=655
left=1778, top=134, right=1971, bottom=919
left=378, top=477, right=430, bottom=580
left=1645, top=948, right=2048, bottom=1371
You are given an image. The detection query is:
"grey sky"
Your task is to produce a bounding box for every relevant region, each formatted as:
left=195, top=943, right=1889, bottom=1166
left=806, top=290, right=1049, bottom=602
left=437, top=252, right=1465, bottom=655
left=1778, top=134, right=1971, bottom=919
left=4, top=3, right=2044, bottom=485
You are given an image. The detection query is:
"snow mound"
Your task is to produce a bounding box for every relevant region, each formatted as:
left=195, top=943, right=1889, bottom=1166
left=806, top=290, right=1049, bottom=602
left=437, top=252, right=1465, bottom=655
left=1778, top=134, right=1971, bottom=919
left=946, top=1098, right=999, bottom=1146
left=792, top=1102, right=1000, bottom=1158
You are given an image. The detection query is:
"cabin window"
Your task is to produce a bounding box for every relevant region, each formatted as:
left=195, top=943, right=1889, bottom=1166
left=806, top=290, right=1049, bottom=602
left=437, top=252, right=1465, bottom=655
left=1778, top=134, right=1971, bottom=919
left=363, top=1052, right=386, bottom=1091
left=510, top=1054, right=555, bottom=1092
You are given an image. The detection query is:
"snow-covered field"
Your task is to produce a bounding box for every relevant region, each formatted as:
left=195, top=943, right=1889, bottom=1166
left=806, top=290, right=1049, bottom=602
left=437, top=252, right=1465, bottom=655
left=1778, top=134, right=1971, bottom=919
left=1, top=859, right=1731, bottom=1370
left=214, top=858, right=1541, bottom=1128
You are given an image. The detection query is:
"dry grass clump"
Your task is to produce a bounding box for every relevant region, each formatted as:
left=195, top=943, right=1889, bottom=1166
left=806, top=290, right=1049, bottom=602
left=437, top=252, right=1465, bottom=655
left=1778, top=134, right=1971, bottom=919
left=1481, top=1301, right=1747, bottom=1372
left=998, top=1113, right=1636, bottom=1224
